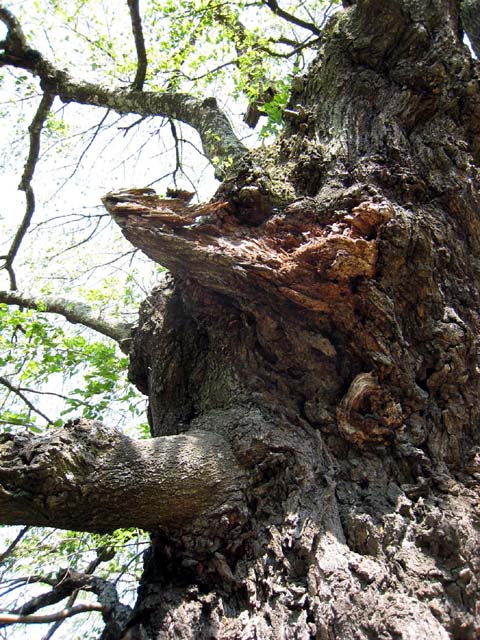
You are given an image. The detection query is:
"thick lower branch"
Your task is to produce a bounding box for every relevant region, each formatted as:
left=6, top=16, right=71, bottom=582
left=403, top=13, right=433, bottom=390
left=0, top=419, right=246, bottom=533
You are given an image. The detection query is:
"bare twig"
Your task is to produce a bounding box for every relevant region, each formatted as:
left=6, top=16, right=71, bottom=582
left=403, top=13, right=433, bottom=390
left=127, top=0, right=147, bottom=90
left=0, top=527, right=29, bottom=564
left=50, top=109, right=111, bottom=198
left=49, top=214, right=104, bottom=258
left=15, top=387, right=91, bottom=409
left=41, top=591, right=78, bottom=640
left=0, top=376, right=55, bottom=425
left=118, top=115, right=147, bottom=134
left=0, top=576, right=56, bottom=600
left=260, top=0, right=320, bottom=35
left=169, top=119, right=181, bottom=186
left=2, top=92, right=55, bottom=290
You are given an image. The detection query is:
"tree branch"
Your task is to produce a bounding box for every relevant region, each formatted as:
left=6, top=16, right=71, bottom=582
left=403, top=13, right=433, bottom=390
left=0, top=604, right=104, bottom=625
left=0, top=526, right=29, bottom=564
left=0, top=290, right=133, bottom=352
left=0, top=6, right=28, bottom=55
left=0, top=376, right=55, bottom=425
left=126, top=0, right=147, bottom=91
left=260, top=0, right=320, bottom=35
left=0, top=7, right=247, bottom=178
left=0, top=418, right=247, bottom=533
left=2, top=91, right=55, bottom=290
left=41, top=591, right=78, bottom=640
left=0, top=548, right=120, bottom=636
left=11, top=571, right=86, bottom=617
left=53, top=81, right=245, bottom=179
left=8, top=567, right=132, bottom=632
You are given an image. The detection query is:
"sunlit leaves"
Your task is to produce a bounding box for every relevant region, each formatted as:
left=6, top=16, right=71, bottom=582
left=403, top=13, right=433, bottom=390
left=21, top=0, right=338, bottom=132
left=0, top=303, right=145, bottom=433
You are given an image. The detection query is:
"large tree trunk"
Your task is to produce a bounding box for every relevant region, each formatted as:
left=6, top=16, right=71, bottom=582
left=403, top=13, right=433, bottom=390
left=1, top=1, right=480, bottom=638
left=105, top=1, right=480, bottom=638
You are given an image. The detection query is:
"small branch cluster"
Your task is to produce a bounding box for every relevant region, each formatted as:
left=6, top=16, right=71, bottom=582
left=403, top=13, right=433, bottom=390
left=0, top=5, right=246, bottom=179
left=0, top=551, right=132, bottom=636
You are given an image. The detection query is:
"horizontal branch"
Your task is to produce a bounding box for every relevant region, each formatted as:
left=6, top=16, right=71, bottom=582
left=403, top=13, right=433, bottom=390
left=0, top=290, right=133, bottom=352
left=0, top=604, right=104, bottom=625
left=0, top=419, right=246, bottom=532
left=0, top=7, right=247, bottom=178
left=52, top=82, right=245, bottom=179
left=6, top=567, right=132, bottom=634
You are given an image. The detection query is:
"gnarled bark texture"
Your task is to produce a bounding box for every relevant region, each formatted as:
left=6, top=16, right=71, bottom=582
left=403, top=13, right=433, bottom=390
left=104, top=1, right=480, bottom=638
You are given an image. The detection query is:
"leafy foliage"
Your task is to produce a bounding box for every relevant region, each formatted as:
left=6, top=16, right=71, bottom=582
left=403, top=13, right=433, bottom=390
left=0, top=303, right=146, bottom=433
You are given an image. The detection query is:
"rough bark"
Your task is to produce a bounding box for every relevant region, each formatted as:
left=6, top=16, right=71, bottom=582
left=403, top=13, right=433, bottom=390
left=0, top=419, right=246, bottom=532
left=462, top=0, right=480, bottom=57
left=103, top=1, right=479, bottom=638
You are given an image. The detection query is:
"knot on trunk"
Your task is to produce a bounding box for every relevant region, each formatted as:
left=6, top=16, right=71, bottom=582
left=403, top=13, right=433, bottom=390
left=337, top=372, right=403, bottom=445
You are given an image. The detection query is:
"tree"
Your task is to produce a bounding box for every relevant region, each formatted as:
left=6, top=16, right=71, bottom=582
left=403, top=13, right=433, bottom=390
left=1, top=0, right=480, bottom=638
